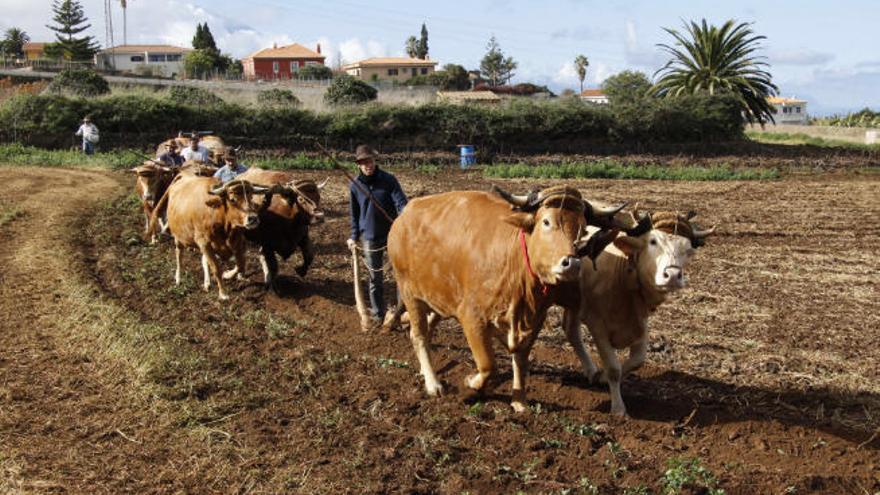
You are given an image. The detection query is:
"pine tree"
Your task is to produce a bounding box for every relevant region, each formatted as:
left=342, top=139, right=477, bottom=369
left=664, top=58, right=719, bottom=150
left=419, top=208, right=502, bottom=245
left=45, top=0, right=99, bottom=61
left=417, top=23, right=429, bottom=59
left=192, top=23, right=204, bottom=49
left=199, top=23, right=219, bottom=56
left=480, top=36, right=516, bottom=86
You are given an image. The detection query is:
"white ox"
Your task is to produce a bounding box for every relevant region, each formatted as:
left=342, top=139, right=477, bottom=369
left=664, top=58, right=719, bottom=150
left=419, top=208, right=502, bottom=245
left=562, top=210, right=715, bottom=416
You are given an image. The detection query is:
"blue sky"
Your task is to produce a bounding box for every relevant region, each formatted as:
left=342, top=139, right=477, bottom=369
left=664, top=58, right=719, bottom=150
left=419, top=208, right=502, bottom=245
left=4, top=0, right=879, bottom=115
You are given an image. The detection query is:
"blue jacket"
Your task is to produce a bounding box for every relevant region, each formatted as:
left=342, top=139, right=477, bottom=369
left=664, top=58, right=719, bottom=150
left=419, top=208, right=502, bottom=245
left=350, top=168, right=407, bottom=242
left=214, top=163, right=248, bottom=183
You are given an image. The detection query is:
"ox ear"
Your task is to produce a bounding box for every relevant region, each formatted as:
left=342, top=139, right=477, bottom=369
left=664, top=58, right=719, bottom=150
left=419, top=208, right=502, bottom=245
left=504, top=212, right=535, bottom=231
left=613, top=236, right=645, bottom=257
left=205, top=197, right=224, bottom=209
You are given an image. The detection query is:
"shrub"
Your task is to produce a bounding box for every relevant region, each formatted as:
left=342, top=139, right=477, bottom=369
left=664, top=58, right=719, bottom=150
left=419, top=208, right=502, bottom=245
left=324, top=74, right=378, bottom=106
left=47, top=69, right=110, bottom=97
left=167, top=86, right=223, bottom=106
left=257, top=88, right=300, bottom=107
left=297, top=65, right=333, bottom=80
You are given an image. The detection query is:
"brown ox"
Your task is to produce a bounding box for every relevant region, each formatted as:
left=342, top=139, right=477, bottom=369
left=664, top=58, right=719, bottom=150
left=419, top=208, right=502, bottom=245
left=150, top=176, right=268, bottom=300
left=562, top=210, right=715, bottom=416
left=387, top=186, right=626, bottom=412
left=156, top=135, right=226, bottom=163
left=235, top=168, right=327, bottom=290
left=178, top=160, right=218, bottom=177
left=131, top=161, right=174, bottom=243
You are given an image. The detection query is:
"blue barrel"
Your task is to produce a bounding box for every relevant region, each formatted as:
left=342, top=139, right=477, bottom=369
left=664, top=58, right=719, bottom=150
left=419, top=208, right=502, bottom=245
left=459, top=145, right=476, bottom=169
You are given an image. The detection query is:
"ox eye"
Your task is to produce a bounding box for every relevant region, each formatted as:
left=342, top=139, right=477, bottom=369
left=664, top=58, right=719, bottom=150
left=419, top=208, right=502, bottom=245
left=649, top=238, right=657, bottom=246
left=542, top=218, right=550, bottom=227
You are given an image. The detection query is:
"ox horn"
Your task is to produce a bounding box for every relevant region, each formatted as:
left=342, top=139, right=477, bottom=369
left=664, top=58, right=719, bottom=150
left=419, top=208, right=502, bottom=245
left=317, top=177, right=329, bottom=190
left=491, top=185, right=535, bottom=209
left=690, top=224, right=717, bottom=247
left=584, top=201, right=629, bottom=229
left=625, top=212, right=653, bottom=237
left=686, top=210, right=697, bottom=220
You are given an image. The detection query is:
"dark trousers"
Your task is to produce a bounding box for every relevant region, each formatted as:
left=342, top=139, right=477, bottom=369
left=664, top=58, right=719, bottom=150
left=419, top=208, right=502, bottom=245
left=362, top=238, right=388, bottom=320
left=83, top=140, right=95, bottom=155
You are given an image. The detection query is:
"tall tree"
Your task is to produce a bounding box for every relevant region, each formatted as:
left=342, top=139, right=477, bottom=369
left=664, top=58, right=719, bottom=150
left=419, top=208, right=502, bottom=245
left=417, top=23, right=428, bottom=59
left=480, top=36, right=516, bottom=86
left=2, top=28, right=30, bottom=59
left=601, top=70, right=652, bottom=104
left=405, top=35, right=418, bottom=58
left=651, top=19, right=778, bottom=124
left=46, top=0, right=100, bottom=61
left=192, top=23, right=219, bottom=56
left=574, top=54, right=589, bottom=93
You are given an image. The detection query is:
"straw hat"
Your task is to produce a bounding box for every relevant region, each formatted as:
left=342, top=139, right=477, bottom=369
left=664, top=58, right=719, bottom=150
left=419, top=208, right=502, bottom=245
left=355, top=144, right=378, bottom=162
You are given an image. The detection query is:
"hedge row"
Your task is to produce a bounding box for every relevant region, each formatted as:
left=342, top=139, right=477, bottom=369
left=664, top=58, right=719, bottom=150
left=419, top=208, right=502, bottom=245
left=0, top=92, right=744, bottom=151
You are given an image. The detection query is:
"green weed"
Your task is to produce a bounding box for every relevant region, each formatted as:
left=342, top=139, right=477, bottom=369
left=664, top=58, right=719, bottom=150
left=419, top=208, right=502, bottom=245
left=484, top=159, right=779, bottom=181
left=661, top=457, right=725, bottom=495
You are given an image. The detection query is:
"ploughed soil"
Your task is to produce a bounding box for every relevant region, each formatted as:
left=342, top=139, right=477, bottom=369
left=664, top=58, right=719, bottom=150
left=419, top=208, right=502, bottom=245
left=1, top=165, right=879, bottom=494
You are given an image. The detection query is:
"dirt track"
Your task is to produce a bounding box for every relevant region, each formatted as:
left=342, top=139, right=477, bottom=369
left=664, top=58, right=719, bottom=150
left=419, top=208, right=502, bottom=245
left=1, top=165, right=879, bottom=494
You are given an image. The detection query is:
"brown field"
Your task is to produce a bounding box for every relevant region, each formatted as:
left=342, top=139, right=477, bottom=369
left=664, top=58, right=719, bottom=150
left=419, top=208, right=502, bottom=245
left=0, top=165, right=878, bottom=494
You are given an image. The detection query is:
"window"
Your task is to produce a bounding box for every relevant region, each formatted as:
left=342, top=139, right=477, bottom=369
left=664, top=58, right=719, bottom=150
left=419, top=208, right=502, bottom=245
left=388, top=68, right=399, bottom=76
left=130, top=55, right=144, bottom=62
left=421, top=68, right=428, bottom=75
left=796, top=106, right=801, bottom=113
left=290, top=61, right=300, bottom=73
left=148, top=54, right=165, bottom=62
left=166, top=54, right=181, bottom=62
left=273, top=61, right=280, bottom=74
left=411, top=68, right=417, bottom=76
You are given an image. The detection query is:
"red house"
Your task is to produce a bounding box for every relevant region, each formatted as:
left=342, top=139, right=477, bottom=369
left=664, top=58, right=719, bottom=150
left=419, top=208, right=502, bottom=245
left=242, top=43, right=326, bottom=80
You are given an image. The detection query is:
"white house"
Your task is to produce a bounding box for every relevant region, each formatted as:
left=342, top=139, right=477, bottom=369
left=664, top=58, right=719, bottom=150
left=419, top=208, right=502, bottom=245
left=768, top=96, right=808, bottom=124
left=95, top=45, right=191, bottom=77
left=579, top=89, right=609, bottom=104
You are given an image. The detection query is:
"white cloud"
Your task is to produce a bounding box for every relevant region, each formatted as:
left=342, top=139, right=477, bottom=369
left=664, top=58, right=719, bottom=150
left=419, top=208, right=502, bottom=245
left=769, top=49, right=834, bottom=66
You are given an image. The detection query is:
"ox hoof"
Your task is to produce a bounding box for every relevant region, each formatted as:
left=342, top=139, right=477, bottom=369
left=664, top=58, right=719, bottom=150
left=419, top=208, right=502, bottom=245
left=425, top=381, right=444, bottom=397
left=465, top=373, right=487, bottom=391
left=222, top=268, right=238, bottom=280
left=218, top=293, right=230, bottom=301
left=510, top=401, right=527, bottom=413
left=294, top=266, right=308, bottom=277
left=610, top=407, right=628, bottom=418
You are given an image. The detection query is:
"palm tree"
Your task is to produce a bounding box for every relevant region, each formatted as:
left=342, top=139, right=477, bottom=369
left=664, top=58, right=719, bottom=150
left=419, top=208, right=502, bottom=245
left=405, top=36, right=418, bottom=58
left=119, top=0, right=128, bottom=45
left=574, top=54, right=589, bottom=93
left=651, top=19, right=778, bottom=124
left=3, top=27, right=31, bottom=59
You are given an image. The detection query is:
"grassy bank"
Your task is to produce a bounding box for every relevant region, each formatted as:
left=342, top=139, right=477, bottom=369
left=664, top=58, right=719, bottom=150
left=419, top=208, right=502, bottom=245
left=746, top=130, right=880, bottom=151
left=483, top=160, right=780, bottom=180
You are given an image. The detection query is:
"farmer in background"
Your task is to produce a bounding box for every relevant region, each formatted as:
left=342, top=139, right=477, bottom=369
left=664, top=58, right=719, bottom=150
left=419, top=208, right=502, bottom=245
left=74, top=116, right=99, bottom=155
left=157, top=141, right=184, bottom=167
left=347, top=144, right=408, bottom=328
left=181, top=131, right=210, bottom=162
left=213, top=148, right=248, bottom=183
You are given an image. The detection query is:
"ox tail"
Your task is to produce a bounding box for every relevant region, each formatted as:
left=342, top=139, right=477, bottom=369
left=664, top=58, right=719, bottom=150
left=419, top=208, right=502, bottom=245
left=147, top=175, right=179, bottom=238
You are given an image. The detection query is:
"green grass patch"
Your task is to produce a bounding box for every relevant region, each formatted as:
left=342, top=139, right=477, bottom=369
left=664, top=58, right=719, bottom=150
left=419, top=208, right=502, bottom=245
left=0, top=205, right=24, bottom=227
left=746, top=130, right=880, bottom=151
left=661, top=457, right=725, bottom=495
left=0, top=143, right=142, bottom=169
left=484, top=160, right=779, bottom=181
left=251, top=153, right=346, bottom=171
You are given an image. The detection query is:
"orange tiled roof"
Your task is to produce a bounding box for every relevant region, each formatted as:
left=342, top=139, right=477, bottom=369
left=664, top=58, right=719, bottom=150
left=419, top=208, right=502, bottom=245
left=767, top=96, right=806, bottom=105
left=344, top=57, right=438, bottom=68
left=579, top=89, right=606, bottom=97
left=23, top=42, right=47, bottom=51
left=244, top=43, right=325, bottom=60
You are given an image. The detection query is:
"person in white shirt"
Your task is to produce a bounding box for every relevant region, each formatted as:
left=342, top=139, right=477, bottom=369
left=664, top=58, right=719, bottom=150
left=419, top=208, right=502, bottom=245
left=181, top=131, right=211, bottom=163
left=74, top=116, right=99, bottom=155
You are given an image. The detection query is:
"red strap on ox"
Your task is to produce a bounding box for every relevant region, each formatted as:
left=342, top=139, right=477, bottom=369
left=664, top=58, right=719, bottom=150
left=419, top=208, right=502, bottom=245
left=519, top=229, right=549, bottom=296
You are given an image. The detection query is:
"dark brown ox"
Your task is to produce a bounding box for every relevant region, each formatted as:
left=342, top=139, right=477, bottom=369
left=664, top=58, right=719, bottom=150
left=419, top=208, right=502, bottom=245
left=562, top=210, right=715, bottom=416
left=235, top=168, right=327, bottom=290
left=131, top=161, right=174, bottom=243
left=150, top=176, right=268, bottom=300
left=387, top=186, right=626, bottom=412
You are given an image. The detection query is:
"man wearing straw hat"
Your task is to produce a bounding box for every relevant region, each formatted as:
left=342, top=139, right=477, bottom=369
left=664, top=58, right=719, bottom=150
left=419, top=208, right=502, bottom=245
left=347, top=144, right=408, bottom=329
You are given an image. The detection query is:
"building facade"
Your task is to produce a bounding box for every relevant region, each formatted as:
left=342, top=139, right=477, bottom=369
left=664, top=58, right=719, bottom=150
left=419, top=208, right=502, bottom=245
left=343, top=57, right=438, bottom=83
left=579, top=89, right=609, bottom=104
left=768, top=96, right=808, bottom=124
left=22, top=42, right=47, bottom=61
left=242, top=43, right=325, bottom=80
left=94, top=45, right=190, bottom=77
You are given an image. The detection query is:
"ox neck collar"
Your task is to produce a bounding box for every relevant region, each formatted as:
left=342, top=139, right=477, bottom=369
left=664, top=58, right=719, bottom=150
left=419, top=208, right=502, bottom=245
left=519, top=229, right=549, bottom=296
